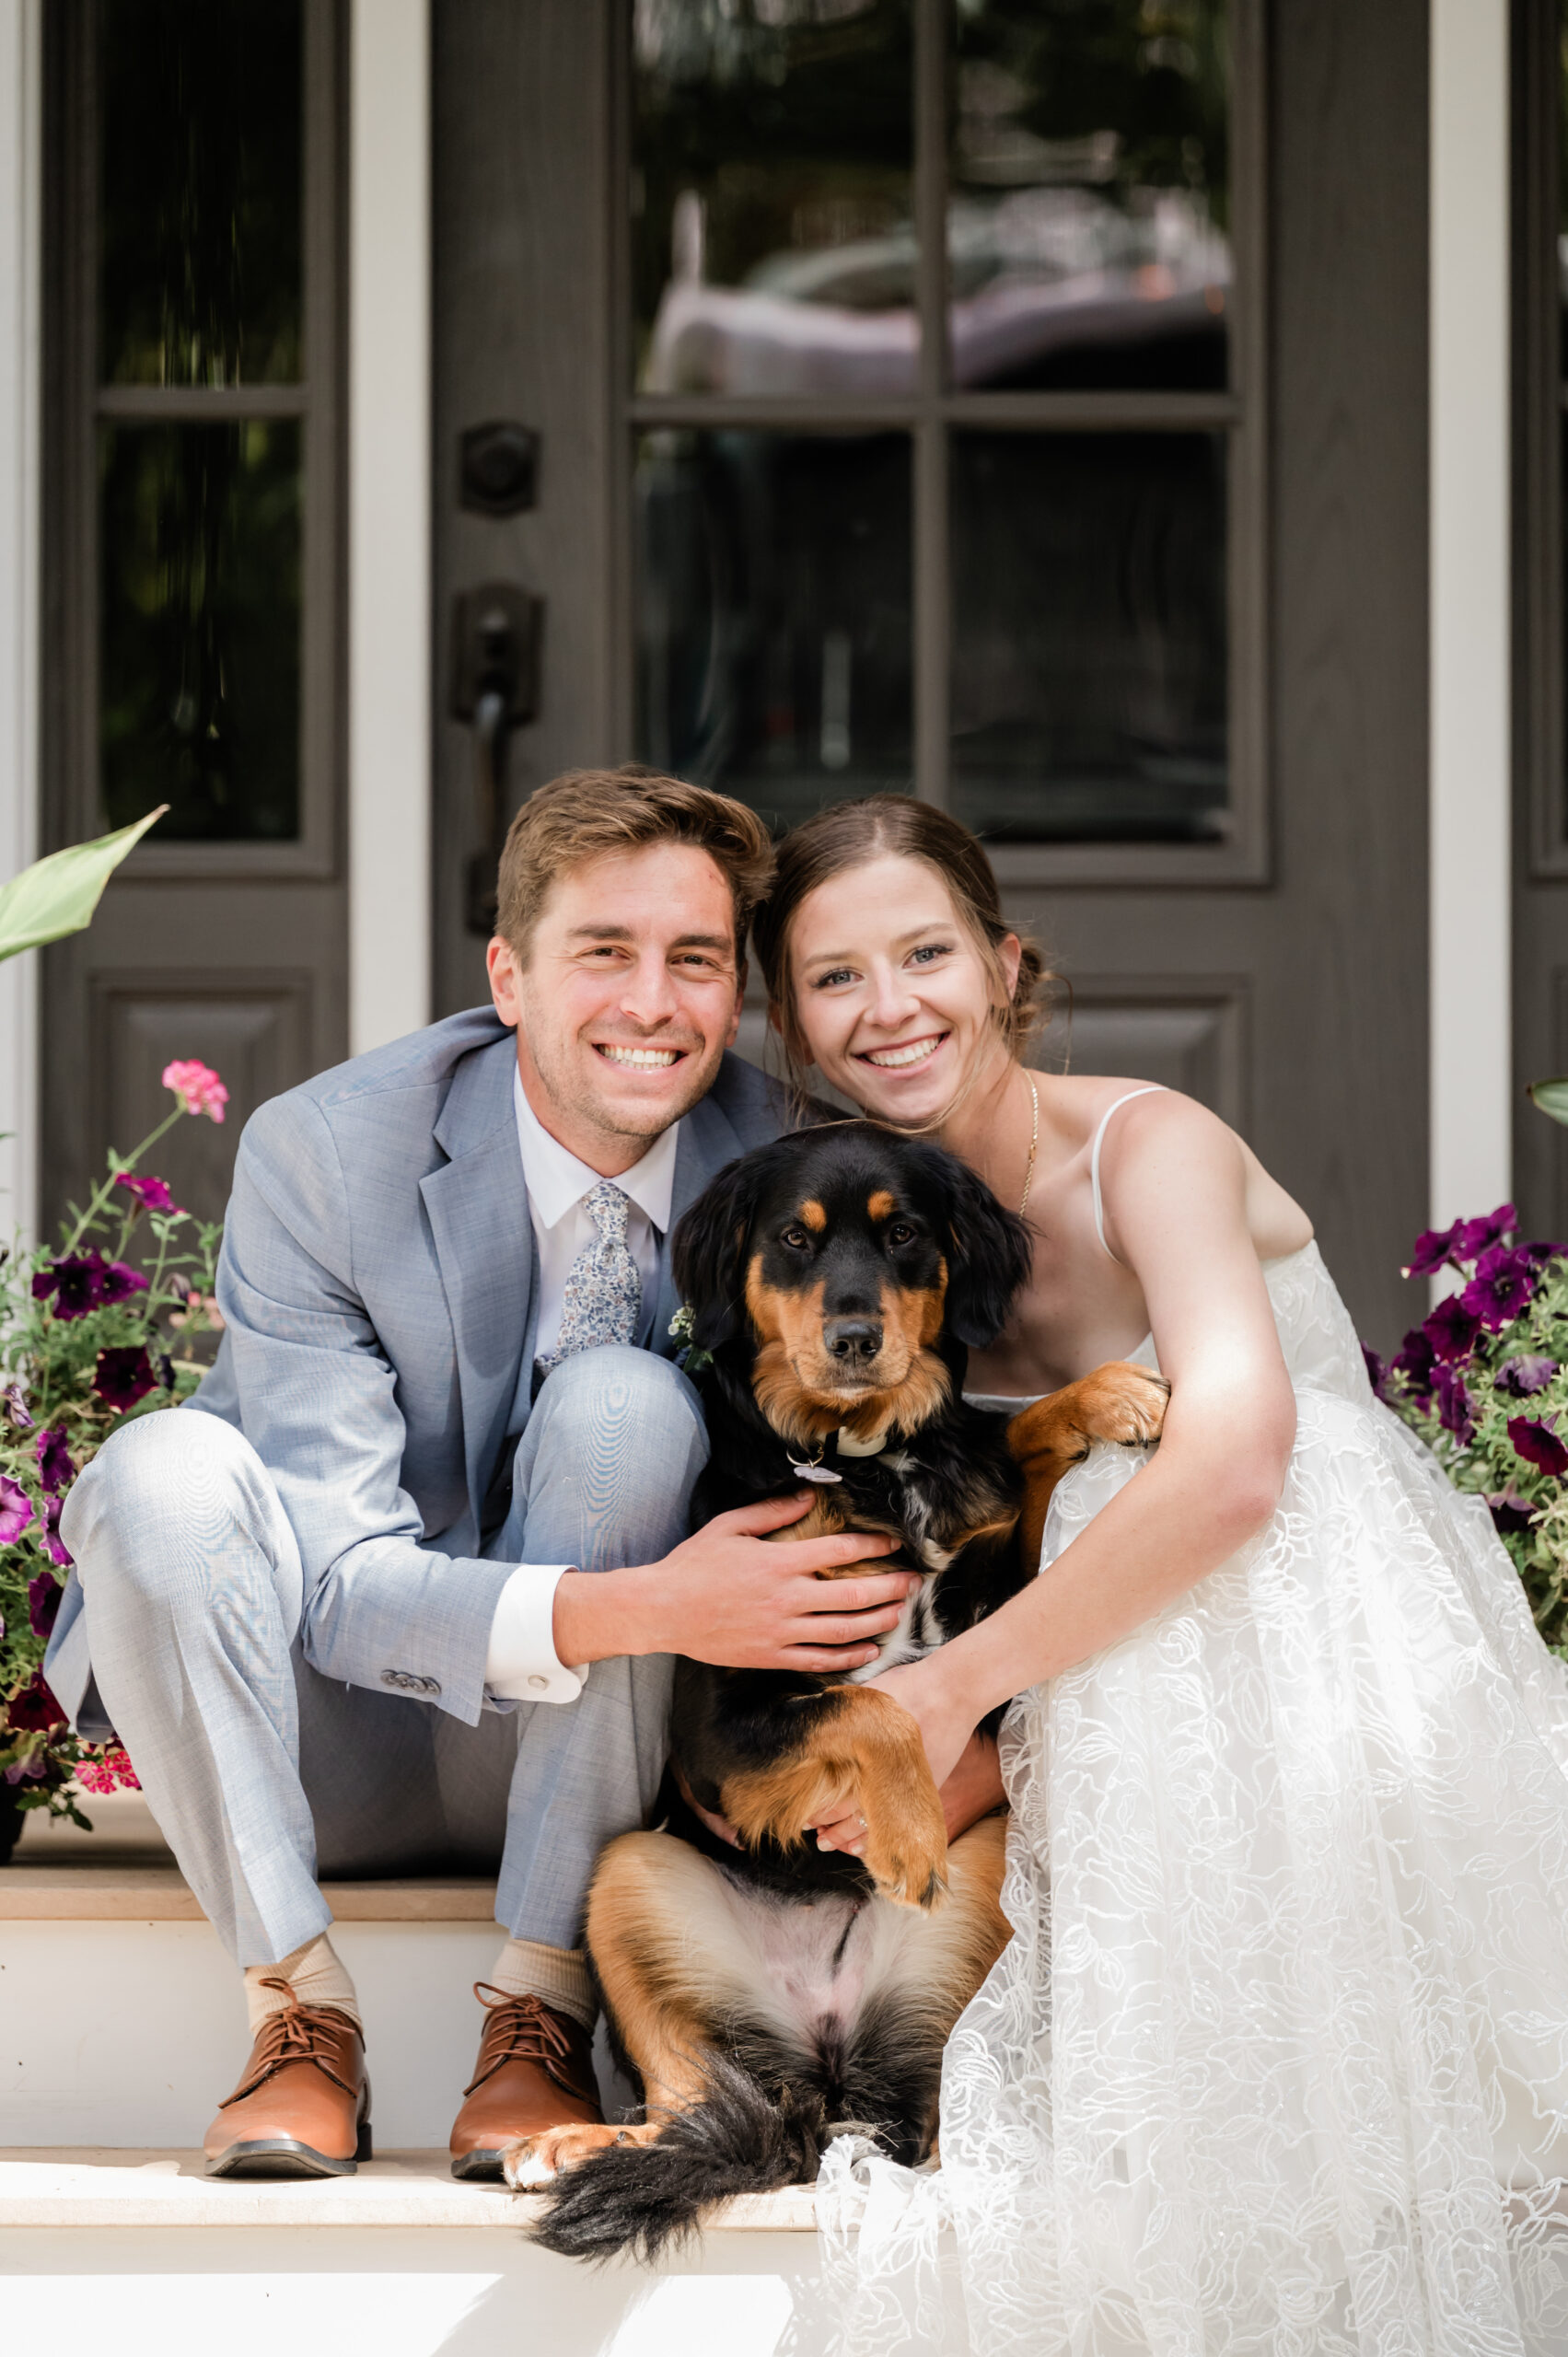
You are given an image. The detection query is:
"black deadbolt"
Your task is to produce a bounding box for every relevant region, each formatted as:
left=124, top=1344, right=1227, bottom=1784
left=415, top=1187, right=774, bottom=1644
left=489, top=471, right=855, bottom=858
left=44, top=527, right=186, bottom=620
left=459, top=422, right=539, bottom=517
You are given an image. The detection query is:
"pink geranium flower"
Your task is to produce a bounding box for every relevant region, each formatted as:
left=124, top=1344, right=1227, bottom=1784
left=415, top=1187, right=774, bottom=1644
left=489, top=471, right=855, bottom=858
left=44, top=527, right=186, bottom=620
left=162, top=1060, right=228, bottom=1124
left=76, top=1744, right=140, bottom=1795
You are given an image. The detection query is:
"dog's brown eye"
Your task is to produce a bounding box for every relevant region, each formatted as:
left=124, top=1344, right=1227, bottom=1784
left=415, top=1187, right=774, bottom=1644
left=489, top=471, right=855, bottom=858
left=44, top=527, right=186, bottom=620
left=781, top=1224, right=811, bottom=1251
left=888, top=1222, right=917, bottom=1248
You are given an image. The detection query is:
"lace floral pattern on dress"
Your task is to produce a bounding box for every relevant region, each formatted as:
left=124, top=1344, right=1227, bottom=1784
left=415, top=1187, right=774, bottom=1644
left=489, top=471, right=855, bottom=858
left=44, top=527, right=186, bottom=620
left=819, top=1246, right=1568, bottom=2356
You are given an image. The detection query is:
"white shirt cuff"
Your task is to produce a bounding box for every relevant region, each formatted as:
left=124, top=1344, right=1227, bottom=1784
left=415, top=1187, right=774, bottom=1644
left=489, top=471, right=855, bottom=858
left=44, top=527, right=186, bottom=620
left=484, top=1565, right=589, bottom=1704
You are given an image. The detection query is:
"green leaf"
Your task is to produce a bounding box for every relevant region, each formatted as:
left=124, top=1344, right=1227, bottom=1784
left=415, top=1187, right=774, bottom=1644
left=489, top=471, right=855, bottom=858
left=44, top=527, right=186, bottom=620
left=0, top=807, right=167, bottom=964
left=1528, top=1077, right=1568, bottom=1129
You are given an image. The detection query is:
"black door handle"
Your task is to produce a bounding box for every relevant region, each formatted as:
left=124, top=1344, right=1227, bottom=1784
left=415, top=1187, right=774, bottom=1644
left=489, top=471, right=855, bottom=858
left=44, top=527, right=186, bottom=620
left=450, top=584, right=543, bottom=935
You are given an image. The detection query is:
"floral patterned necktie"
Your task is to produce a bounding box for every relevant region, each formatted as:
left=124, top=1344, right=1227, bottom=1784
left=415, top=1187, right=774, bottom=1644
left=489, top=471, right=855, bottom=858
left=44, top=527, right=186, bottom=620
left=533, top=1179, right=642, bottom=1377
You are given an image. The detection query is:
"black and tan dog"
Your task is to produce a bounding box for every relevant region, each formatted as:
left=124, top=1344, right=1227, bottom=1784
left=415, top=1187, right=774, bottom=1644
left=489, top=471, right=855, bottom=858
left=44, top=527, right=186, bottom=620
left=508, top=1121, right=1167, bottom=2258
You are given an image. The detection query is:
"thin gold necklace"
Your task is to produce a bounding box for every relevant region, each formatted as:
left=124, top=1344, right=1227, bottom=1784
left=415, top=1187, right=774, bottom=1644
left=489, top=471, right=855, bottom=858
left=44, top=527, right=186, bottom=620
left=1018, top=1073, right=1040, bottom=1217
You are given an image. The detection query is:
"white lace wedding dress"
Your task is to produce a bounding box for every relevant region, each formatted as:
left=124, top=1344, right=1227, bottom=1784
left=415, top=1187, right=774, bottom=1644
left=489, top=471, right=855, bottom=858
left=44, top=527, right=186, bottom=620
left=817, top=1240, right=1568, bottom=2357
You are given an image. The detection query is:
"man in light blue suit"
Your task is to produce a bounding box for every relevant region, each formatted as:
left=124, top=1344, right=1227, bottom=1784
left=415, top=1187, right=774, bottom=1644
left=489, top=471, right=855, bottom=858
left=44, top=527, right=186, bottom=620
left=50, top=769, right=915, bottom=2182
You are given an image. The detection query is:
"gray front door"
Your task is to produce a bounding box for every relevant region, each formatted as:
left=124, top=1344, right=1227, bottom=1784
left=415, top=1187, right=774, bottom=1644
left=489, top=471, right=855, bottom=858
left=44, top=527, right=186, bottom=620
left=434, top=0, right=1428, bottom=1346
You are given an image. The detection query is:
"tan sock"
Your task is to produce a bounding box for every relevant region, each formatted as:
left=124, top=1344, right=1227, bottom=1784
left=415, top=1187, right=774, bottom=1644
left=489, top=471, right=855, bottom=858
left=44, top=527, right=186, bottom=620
left=490, top=1936, right=595, bottom=2031
left=243, top=1932, right=363, bottom=2035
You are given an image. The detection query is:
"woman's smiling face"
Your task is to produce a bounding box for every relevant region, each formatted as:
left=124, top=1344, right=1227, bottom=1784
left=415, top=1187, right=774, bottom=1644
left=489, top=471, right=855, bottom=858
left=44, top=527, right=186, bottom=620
left=783, top=853, right=1021, bottom=1125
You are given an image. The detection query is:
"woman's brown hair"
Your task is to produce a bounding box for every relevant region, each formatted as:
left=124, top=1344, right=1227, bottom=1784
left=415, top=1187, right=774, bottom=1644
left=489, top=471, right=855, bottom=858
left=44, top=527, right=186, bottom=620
left=750, top=796, right=1055, bottom=1081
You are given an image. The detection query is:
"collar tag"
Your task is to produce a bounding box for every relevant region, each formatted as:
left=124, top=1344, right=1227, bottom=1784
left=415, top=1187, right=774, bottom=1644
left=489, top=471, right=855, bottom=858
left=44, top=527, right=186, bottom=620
left=836, top=1424, right=889, bottom=1458
left=791, top=1458, right=843, bottom=1485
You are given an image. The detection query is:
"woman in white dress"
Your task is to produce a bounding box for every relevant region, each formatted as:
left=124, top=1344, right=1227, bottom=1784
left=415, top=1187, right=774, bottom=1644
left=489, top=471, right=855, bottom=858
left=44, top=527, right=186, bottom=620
left=749, top=796, right=1568, bottom=2357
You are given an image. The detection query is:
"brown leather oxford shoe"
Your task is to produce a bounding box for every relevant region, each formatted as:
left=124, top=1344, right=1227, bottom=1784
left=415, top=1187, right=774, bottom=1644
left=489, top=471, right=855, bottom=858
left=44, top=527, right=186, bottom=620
left=449, top=1983, right=601, bottom=2182
left=204, top=1982, right=371, bottom=2178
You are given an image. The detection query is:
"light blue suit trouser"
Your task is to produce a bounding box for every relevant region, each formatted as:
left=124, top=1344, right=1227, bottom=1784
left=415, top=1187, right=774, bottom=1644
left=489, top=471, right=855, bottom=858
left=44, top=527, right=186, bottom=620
left=59, top=1348, right=705, bottom=1966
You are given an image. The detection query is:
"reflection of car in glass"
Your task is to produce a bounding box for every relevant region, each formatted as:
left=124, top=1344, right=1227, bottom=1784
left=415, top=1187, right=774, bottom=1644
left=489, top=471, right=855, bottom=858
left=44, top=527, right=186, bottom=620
left=642, top=183, right=1230, bottom=398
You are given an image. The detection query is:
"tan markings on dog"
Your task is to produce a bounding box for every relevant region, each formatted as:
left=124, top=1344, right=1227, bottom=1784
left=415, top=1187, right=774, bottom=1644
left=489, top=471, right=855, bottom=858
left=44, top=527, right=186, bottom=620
left=1007, top=1360, right=1169, bottom=1574
left=866, top=1189, right=896, bottom=1222
left=798, top=1198, right=827, bottom=1233
left=949, top=1505, right=1022, bottom=1552
left=721, top=1682, right=949, bottom=1910
left=746, top=1252, right=954, bottom=1447
left=835, top=1351, right=950, bottom=1444
left=502, top=1832, right=728, bottom=2189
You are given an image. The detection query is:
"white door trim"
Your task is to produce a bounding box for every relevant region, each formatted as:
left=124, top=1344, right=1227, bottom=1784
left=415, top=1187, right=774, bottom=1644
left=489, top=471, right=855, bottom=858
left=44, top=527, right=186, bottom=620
left=1430, top=0, right=1512, bottom=1232
left=349, top=0, right=433, bottom=1054
left=0, top=0, right=41, bottom=1247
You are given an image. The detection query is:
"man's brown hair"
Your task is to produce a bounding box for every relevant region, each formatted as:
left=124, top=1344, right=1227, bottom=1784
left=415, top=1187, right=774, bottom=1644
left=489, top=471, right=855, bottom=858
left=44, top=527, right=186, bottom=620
left=494, top=765, right=775, bottom=967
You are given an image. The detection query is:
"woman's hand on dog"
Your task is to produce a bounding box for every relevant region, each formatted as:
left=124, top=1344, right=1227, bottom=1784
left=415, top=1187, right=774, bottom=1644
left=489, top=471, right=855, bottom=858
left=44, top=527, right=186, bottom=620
left=552, top=1492, right=921, bottom=1675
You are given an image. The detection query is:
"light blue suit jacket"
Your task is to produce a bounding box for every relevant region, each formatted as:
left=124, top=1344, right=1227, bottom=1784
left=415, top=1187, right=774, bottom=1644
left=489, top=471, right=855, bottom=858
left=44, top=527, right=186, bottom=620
left=47, top=1008, right=788, bottom=1728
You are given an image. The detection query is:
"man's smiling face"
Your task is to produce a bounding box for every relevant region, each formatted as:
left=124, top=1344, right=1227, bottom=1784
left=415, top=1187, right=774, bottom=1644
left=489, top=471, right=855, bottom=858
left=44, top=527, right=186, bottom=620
left=487, top=841, right=745, bottom=1173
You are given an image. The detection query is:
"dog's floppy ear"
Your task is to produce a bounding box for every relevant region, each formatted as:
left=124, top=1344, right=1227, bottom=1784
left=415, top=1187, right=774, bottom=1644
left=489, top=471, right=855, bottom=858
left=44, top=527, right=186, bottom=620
left=670, top=1150, right=771, bottom=1352
left=931, top=1150, right=1034, bottom=1349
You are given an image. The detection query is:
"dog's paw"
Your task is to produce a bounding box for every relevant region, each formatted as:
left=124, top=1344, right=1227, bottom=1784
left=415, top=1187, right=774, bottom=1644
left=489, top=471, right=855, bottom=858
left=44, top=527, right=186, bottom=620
left=1076, top=1361, right=1169, bottom=1449
left=502, top=2122, right=634, bottom=2188
left=862, top=1782, right=949, bottom=1911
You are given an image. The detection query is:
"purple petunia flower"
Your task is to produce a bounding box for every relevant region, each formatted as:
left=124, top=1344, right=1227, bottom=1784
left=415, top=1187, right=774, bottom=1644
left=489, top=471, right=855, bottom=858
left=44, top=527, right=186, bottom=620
left=97, top=1259, right=148, bottom=1306
left=93, top=1345, right=157, bottom=1413
left=1497, top=1353, right=1558, bottom=1397
left=1508, top=1415, right=1568, bottom=1478
left=3, top=1381, right=32, bottom=1430
left=0, top=1473, right=34, bottom=1545
left=114, top=1171, right=180, bottom=1214
left=1362, top=1342, right=1387, bottom=1397
left=27, top=1571, right=60, bottom=1640
left=1461, top=1245, right=1538, bottom=1332
left=1390, top=1325, right=1437, bottom=1400
left=5, top=1670, right=64, bottom=1732
left=1452, top=1202, right=1519, bottom=1261
left=38, top=1492, right=71, bottom=1568
left=35, top=1425, right=72, bottom=1495
left=1434, top=1364, right=1474, bottom=1443
left=1425, top=1295, right=1482, bottom=1363
left=1402, top=1221, right=1464, bottom=1281
left=1488, top=1485, right=1539, bottom=1538
left=31, top=1249, right=147, bottom=1319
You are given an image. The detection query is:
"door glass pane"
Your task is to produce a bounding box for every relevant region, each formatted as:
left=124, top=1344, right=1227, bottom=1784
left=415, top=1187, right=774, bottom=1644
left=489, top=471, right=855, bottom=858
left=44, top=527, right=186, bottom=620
left=634, top=429, right=912, bottom=830
left=99, top=422, right=302, bottom=842
left=949, top=1, right=1229, bottom=391
left=99, top=0, right=304, bottom=387
left=631, top=0, right=916, bottom=396
left=950, top=430, right=1227, bottom=841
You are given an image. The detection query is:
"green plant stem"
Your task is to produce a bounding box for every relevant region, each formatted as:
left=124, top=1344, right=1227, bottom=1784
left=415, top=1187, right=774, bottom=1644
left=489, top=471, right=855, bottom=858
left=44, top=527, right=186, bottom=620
left=61, top=1104, right=184, bottom=1255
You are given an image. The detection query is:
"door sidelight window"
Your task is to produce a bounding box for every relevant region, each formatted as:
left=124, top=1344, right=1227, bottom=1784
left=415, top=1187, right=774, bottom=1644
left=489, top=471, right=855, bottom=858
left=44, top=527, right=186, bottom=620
left=50, top=0, right=342, bottom=876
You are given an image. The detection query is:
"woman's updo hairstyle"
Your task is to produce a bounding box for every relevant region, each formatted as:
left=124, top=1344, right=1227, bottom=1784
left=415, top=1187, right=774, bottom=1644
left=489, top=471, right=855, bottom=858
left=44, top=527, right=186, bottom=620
left=750, top=795, right=1055, bottom=1080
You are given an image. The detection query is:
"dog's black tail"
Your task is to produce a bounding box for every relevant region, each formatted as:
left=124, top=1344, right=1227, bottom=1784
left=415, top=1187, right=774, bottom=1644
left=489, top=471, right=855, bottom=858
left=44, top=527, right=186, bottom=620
left=528, top=2055, right=829, bottom=2265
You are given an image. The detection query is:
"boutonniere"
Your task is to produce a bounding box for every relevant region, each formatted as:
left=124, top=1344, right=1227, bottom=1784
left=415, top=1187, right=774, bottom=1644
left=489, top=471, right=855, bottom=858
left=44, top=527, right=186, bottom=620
left=668, top=1302, right=714, bottom=1377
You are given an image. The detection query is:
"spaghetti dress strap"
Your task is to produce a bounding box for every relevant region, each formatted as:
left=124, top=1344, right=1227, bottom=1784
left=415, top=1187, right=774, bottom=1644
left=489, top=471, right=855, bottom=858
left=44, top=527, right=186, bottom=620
left=1089, top=1086, right=1166, bottom=1261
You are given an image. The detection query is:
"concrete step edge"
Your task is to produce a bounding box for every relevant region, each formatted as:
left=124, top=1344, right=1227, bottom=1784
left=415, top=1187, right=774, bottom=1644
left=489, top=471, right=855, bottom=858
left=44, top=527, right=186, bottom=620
left=0, top=2149, right=821, bottom=2233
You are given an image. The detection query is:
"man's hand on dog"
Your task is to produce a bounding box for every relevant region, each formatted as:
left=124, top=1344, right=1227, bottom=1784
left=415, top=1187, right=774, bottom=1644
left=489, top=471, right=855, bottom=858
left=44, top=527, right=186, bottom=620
left=552, top=1492, right=920, bottom=1676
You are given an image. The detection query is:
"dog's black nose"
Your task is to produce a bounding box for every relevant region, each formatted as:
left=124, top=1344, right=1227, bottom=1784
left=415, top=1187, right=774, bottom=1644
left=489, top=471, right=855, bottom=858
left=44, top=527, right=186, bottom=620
left=826, top=1317, right=882, bottom=1363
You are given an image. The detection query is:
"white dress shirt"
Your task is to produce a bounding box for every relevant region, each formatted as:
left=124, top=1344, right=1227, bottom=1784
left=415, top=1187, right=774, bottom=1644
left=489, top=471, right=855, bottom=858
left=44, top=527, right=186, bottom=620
left=483, top=1070, right=682, bottom=1706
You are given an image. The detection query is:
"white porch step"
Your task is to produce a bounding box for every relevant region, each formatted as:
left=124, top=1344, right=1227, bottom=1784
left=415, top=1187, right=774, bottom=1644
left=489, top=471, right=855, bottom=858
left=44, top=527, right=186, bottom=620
left=0, top=2152, right=834, bottom=2357
left=3, top=1797, right=531, bottom=2148
left=1, top=1801, right=862, bottom=2352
